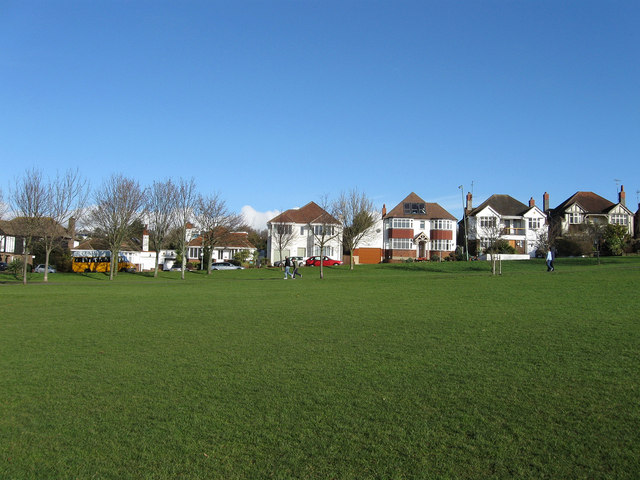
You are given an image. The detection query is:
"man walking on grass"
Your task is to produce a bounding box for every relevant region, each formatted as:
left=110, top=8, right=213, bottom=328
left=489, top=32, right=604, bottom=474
left=284, top=257, right=294, bottom=279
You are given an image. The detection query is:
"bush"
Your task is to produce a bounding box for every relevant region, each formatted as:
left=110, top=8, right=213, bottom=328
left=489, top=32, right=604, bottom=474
left=227, top=258, right=241, bottom=267
left=8, top=259, right=24, bottom=275
left=556, top=235, right=592, bottom=257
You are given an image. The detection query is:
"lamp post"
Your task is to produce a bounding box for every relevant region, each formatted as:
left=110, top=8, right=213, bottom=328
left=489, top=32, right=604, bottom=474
left=459, top=185, right=469, bottom=261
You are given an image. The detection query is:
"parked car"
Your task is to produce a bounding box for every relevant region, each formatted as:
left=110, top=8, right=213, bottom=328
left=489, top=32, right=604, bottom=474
left=273, top=256, right=305, bottom=267
left=305, top=256, right=342, bottom=267
left=34, top=264, right=56, bottom=273
left=211, top=262, right=244, bottom=270
left=0, top=262, right=8, bottom=271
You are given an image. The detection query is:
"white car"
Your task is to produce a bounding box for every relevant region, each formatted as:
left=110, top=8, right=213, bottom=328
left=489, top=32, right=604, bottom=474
left=210, top=262, right=244, bottom=270
left=34, top=264, right=56, bottom=273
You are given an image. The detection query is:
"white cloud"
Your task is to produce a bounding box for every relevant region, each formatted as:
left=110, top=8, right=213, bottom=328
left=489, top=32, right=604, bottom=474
left=241, top=205, right=279, bottom=231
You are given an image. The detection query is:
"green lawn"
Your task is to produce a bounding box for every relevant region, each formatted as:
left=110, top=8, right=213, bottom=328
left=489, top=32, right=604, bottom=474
left=1, top=258, right=639, bottom=479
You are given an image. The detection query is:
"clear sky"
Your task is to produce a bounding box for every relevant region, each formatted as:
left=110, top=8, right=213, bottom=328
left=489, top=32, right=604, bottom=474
left=1, top=0, right=639, bottom=229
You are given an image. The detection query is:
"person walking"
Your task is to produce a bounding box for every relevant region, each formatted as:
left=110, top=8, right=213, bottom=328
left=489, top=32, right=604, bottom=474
left=546, top=249, right=554, bottom=272
left=292, top=259, right=302, bottom=279
left=284, top=256, right=294, bottom=279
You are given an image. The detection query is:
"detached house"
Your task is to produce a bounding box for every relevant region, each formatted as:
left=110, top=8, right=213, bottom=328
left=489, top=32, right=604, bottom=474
left=383, top=193, right=457, bottom=262
left=186, top=231, right=257, bottom=266
left=267, top=201, right=342, bottom=263
left=463, top=193, right=547, bottom=258
left=547, top=187, right=634, bottom=237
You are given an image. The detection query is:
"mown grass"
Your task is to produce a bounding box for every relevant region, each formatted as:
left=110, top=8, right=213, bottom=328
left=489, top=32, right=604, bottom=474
left=1, top=258, right=639, bottom=479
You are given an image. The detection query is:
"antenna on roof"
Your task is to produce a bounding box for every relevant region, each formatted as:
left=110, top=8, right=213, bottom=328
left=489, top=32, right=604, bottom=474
left=471, top=180, right=474, bottom=196
left=614, top=179, right=621, bottom=193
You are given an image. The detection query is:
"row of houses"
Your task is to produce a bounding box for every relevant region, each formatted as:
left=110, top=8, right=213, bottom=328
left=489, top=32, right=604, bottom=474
left=1, top=187, right=638, bottom=269
left=267, top=187, right=638, bottom=264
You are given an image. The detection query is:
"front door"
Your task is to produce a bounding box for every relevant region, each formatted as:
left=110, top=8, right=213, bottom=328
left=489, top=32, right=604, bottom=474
left=418, top=241, right=426, bottom=258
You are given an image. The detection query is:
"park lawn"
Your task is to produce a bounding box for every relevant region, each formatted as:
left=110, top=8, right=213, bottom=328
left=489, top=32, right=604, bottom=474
left=1, top=259, right=639, bottom=479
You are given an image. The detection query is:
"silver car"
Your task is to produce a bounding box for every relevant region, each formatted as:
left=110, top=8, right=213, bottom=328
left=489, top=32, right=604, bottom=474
left=34, top=264, right=56, bottom=273
left=210, top=262, right=244, bottom=270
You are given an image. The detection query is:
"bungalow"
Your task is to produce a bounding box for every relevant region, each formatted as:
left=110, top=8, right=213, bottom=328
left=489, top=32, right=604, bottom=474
left=186, top=231, right=257, bottom=267
left=463, top=193, right=547, bottom=258
left=267, top=201, right=342, bottom=264
left=383, top=192, right=457, bottom=262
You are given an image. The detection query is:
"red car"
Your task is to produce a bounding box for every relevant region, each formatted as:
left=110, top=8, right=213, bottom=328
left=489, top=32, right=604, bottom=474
left=305, top=256, right=343, bottom=267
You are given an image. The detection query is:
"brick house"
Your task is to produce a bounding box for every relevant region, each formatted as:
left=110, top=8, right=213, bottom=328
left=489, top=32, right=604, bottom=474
left=383, top=192, right=457, bottom=262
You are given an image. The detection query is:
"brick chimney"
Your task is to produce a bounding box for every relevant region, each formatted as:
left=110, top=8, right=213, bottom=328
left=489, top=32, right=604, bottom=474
left=381, top=204, right=387, bottom=218
left=529, top=197, right=535, bottom=208
left=142, top=226, right=150, bottom=252
left=619, top=185, right=626, bottom=206
left=543, top=192, right=549, bottom=212
left=466, top=192, right=473, bottom=212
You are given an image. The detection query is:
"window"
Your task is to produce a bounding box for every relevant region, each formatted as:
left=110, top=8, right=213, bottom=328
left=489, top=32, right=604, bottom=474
left=404, top=203, right=426, bottom=215
left=431, top=239, right=453, bottom=251
left=300, top=226, right=305, bottom=235
left=391, top=238, right=413, bottom=249
left=610, top=214, right=628, bottom=225
left=431, top=219, right=453, bottom=230
left=479, top=217, right=497, bottom=229
left=313, top=225, right=334, bottom=236
left=313, top=246, right=334, bottom=256
left=528, top=218, right=542, bottom=229
left=568, top=212, right=583, bottom=224
left=276, top=224, right=292, bottom=235
left=392, top=218, right=413, bottom=229
left=420, top=221, right=425, bottom=230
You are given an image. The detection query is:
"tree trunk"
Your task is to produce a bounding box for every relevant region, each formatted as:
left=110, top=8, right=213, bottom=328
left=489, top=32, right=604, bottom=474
left=154, top=251, right=160, bottom=278
left=44, top=248, right=51, bottom=282
left=22, top=251, right=29, bottom=285
left=350, top=252, right=354, bottom=271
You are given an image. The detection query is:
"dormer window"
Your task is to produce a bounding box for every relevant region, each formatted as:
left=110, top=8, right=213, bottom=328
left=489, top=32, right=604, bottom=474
left=403, top=202, right=426, bottom=215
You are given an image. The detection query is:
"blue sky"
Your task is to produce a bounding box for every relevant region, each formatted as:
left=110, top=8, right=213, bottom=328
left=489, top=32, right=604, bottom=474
left=1, top=0, right=639, bottom=228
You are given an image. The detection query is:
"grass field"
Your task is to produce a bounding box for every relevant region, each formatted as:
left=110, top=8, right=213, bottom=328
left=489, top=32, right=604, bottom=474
left=1, top=258, right=639, bottom=479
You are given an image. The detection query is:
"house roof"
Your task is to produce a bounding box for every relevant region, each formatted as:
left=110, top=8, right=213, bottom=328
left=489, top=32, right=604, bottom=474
left=188, top=231, right=256, bottom=249
left=468, top=194, right=530, bottom=217
left=268, top=201, right=340, bottom=225
left=0, top=217, right=69, bottom=237
left=74, top=238, right=141, bottom=252
left=384, top=192, right=457, bottom=221
left=552, top=191, right=615, bottom=215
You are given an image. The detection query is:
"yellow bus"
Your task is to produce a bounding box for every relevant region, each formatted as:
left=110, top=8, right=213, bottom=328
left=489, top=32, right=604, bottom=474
left=72, top=251, right=136, bottom=273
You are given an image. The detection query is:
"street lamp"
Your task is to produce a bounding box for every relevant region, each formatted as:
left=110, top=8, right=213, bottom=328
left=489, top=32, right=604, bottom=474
left=459, top=185, right=469, bottom=261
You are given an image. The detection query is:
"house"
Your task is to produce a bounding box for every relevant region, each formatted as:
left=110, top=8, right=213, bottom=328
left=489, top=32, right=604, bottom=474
left=267, top=201, right=342, bottom=263
left=0, top=217, right=75, bottom=265
left=382, top=192, right=457, bottom=262
left=186, top=231, right=257, bottom=267
left=0, top=219, right=23, bottom=263
left=547, top=187, right=635, bottom=237
left=463, top=193, right=547, bottom=258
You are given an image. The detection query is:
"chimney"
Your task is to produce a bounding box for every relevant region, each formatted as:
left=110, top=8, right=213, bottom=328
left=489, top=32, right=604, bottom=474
left=466, top=192, right=472, bottom=212
left=543, top=192, right=549, bottom=212
left=619, top=185, right=626, bottom=206
left=67, top=217, right=76, bottom=249
left=529, top=197, right=535, bottom=208
left=142, top=226, right=150, bottom=252
left=381, top=204, right=387, bottom=218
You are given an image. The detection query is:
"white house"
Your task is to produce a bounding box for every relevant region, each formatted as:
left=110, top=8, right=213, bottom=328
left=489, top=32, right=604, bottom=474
left=267, top=201, right=342, bottom=263
left=464, top=193, right=547, bottom=258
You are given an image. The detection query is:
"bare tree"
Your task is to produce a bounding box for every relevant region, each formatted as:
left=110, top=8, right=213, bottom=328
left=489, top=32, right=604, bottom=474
left=174, top=178, right=198, bottom=280
left=40, top=169, right=88, bottom=282
left=269, top=210, right=296, bottom=270
left=9, top=168, right=49, bottom=284
left=308, top=195, right=342, bottom=279
left=196, top=193, right=243, bottom=274
left=334, top=189, right=377, bottom=270
left=146, top=179, right=178, bottom=277
left=91, top=174, right=146, bottom=280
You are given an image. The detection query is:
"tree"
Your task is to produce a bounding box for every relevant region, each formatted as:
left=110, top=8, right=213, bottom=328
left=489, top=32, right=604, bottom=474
left=40, top=169, right=88, bottom=282
left=196, top=193, right=242, bottom=274
left=334, top=189, right=377, bottom=270
left=91, top=174, right=146, bottom=280
left=146, top=179, right=178, bottom=277
left=602, top=224, right=628, bottom=256
left=308, top=195, right=342, bottom=279
left=174, top=178, right=198, bottom=280
left=9, top=168, right=49, bottom=285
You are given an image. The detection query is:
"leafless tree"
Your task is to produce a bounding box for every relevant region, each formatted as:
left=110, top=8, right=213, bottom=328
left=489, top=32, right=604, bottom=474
left=146, top=179, right=178, bottom=277
left=91, top=174, right=146, bottom=280
left=270, top=212, right=296, bottom=270
left=334, top=189, right=377, bottom=270
left=40, top=169, right=88, bottom=282
left=308, top=195, right=342, bottom=279
left=9, top=168, right=49, bottom=284
left=174, top=178, right=198, bottom=280
left=196, top=193, right=243, bottom=274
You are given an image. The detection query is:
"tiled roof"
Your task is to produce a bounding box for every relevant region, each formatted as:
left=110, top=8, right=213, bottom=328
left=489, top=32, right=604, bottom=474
left=384, top=192, right=457, bottom=221
left=268, top=201, right=340, bottom=225
left=188, top=231, right=256, bottom=249
left=552, top=192, right=615, bottom=215
left=468, top=194, right=530, bottom=217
